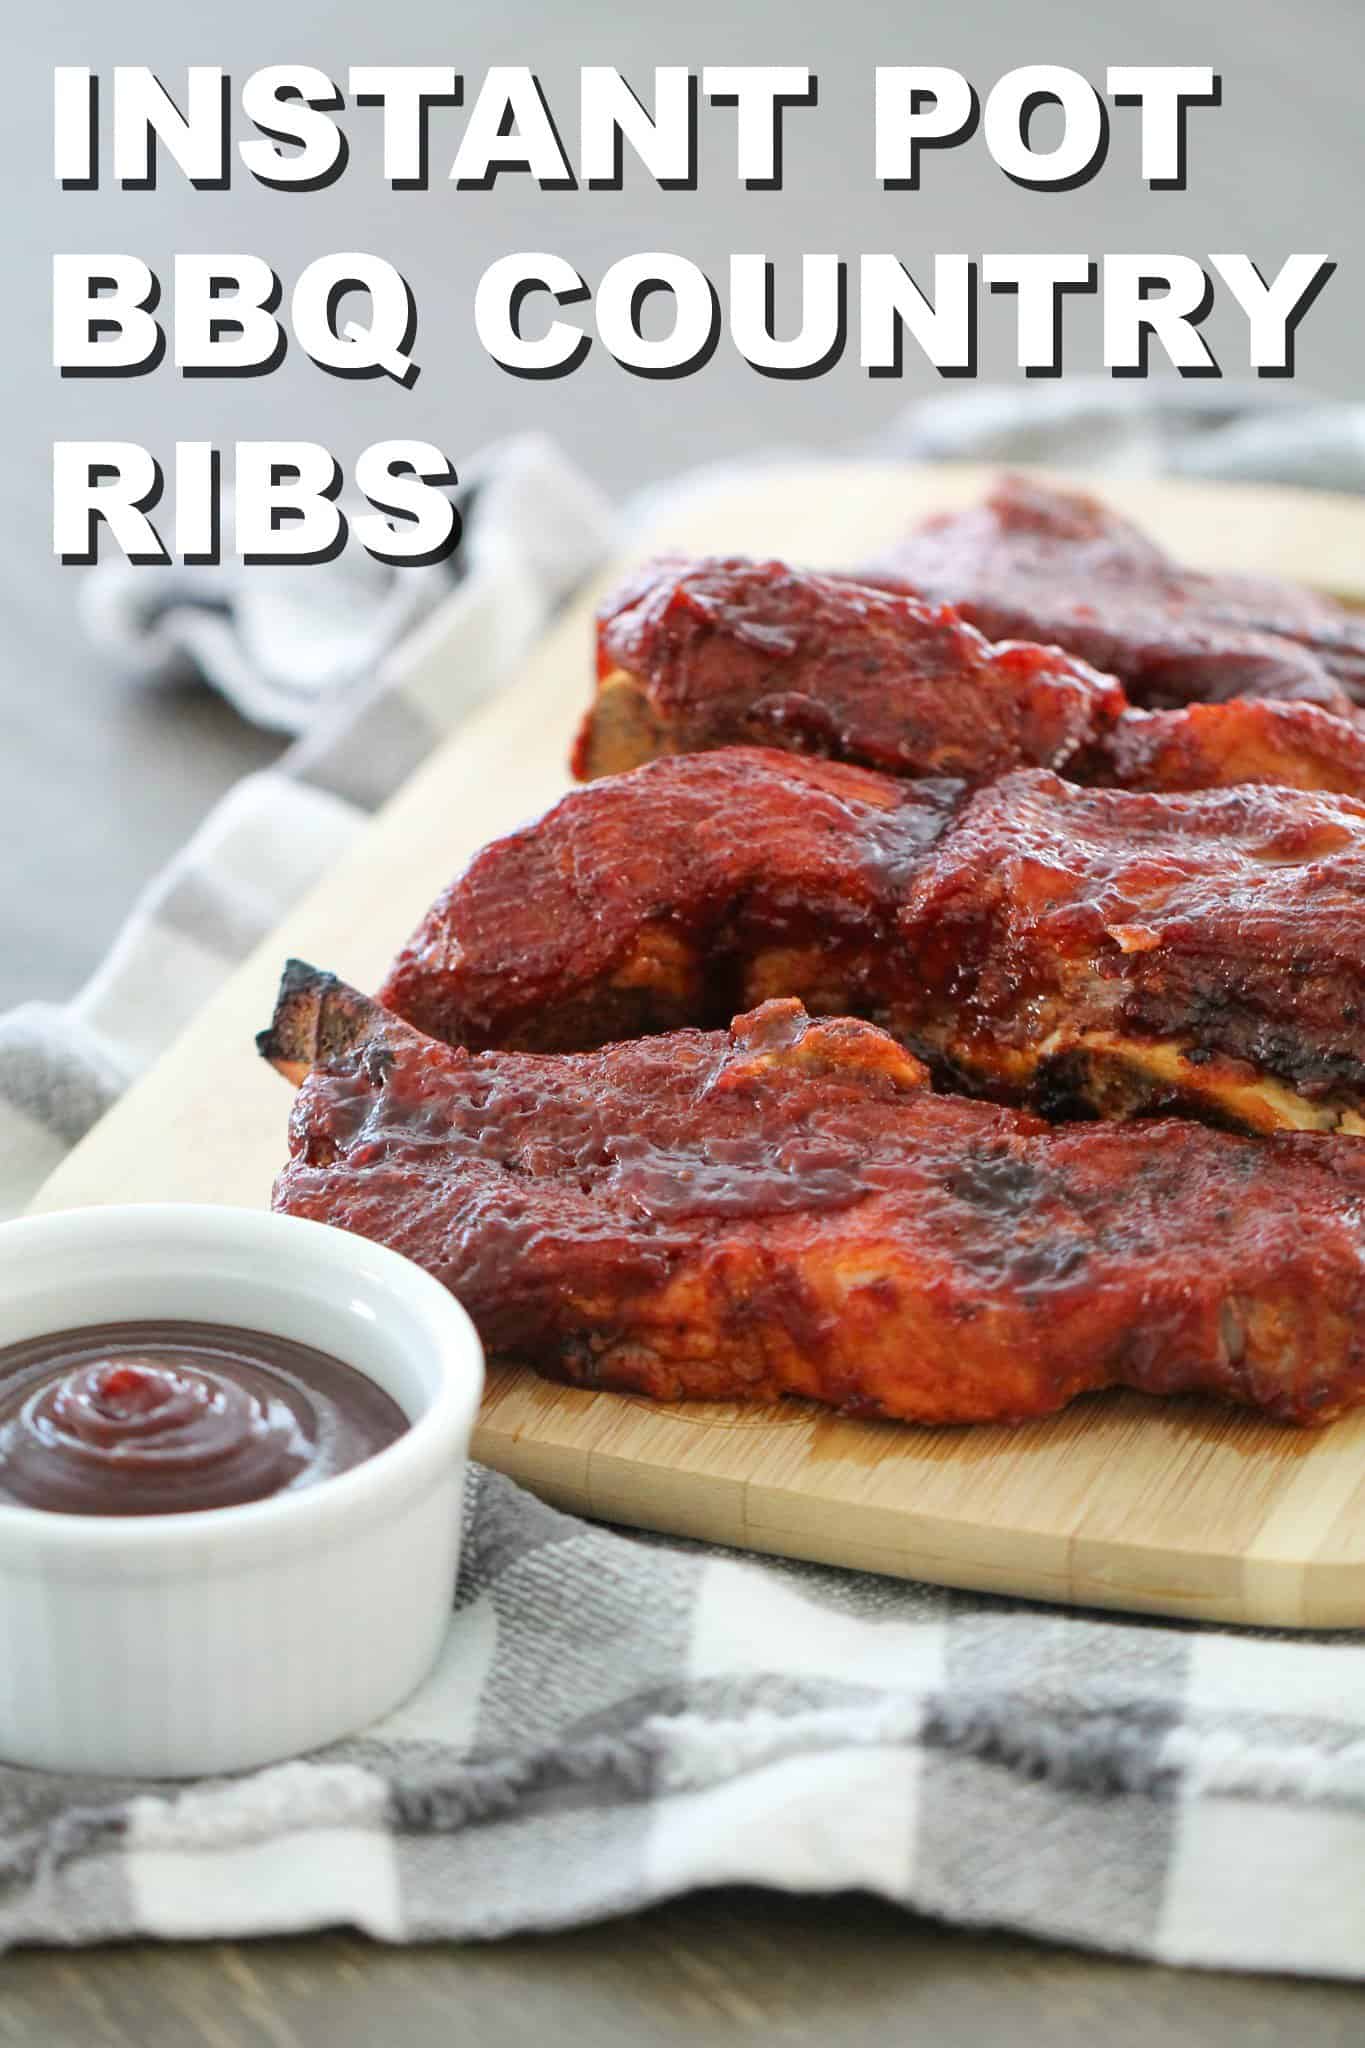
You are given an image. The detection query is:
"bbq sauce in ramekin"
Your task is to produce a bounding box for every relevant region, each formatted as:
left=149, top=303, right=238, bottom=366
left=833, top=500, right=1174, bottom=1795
left=0, top=1321, right=407, bottom=1515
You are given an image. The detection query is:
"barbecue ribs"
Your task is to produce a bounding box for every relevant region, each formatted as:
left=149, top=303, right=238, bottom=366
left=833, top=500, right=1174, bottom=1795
left=576, top=555, right=1127, bottom=787
left=576, top=553, right=1365, bottom=801
left=263, top=965, right=1365, bottom=1426
left=863, top=474, right=1365, bottom=714
left=378, top=746, right=1365, bottom=1136
left=1093, top=698, right=1365, bottom=798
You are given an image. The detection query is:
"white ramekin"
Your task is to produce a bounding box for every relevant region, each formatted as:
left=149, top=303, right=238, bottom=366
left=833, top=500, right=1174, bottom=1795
left=0, top=1204, right=484, bottom=1778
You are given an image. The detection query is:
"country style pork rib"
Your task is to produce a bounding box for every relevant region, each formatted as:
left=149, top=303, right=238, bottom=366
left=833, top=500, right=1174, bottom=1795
left=863, top=474, right=1365, bottom=714
left=575, top=555, right=1128, bottom=787
left=262, top=967, right=1365, bottom=1426
left=575, top=553, right=1365, bottom=801
left=1094, top=697, right=1365, bottom=798
left=378, top=747, right=1365, bottom=1137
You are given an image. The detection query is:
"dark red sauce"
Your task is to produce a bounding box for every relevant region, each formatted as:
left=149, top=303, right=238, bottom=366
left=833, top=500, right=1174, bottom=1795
left=0, top=1321, right=408, bottom=1516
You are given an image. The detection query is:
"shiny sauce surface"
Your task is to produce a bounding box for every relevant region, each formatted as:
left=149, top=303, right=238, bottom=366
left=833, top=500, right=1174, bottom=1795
left=0, top=1321, right=408, bottom=1516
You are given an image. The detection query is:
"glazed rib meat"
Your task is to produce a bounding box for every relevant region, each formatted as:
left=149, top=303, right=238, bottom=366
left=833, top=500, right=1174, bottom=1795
left=379, top=747, right=1365, bottom=1136
left=863, top=474, right=1365, bottom=715
left=576, top=553, right=1365, bottom=801
left=263, top=966, right=1365, bottom=1426
left=575, top=554, right=1127, bottom=788
left=1091, top=697, right=1365, bottom=799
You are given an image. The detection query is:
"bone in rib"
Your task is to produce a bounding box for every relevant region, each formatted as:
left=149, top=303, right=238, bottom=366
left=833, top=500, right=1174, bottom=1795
left=861, top=474, right=1365, bottom=713
left=379, top=746, right=1365, bottom=1137
left=263, top=965, right=1365, bottom=1427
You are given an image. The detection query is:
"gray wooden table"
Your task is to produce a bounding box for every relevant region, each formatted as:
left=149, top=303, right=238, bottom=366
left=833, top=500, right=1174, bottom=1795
left=5, top=1895, right=1363, bottom=2046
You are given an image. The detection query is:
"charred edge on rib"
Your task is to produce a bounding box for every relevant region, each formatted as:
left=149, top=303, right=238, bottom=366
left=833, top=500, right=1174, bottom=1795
left=257, top=960, right=385, bottom=1083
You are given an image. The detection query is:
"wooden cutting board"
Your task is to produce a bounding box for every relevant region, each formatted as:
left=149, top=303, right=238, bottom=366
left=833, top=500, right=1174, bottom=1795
left=31, top=461, right=1365, bottom=1629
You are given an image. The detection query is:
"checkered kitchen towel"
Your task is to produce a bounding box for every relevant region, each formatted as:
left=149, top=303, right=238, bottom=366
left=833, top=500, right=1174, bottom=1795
left=2, top=394, right=1365, bottom=1976
left=5, top=1472, right=1365, bottom=1972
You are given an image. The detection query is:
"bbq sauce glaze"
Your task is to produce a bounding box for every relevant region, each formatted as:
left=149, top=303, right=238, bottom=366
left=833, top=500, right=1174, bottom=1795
left=0, top=1321, right=408, bottom=1516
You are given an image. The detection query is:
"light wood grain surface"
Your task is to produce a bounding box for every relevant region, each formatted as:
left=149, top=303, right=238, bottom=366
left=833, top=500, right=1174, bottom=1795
left=30, top=460, right=1365, bottom=1631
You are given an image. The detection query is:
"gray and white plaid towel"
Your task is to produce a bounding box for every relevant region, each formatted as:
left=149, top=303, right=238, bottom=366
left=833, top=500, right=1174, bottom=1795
left=2, top=391, right=1365, bottom=1977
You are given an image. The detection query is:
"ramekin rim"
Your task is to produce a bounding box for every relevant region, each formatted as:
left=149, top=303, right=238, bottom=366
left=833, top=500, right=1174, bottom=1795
left=0, top=1204, right=484, bottom=1559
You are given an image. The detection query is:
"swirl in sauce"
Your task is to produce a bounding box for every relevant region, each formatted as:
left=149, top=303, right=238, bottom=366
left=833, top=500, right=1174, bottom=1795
left=0, top=1321, right=408, bottom=1516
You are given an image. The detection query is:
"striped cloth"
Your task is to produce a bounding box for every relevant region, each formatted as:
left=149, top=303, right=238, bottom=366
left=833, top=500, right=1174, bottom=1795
left=2, top=397, right=1365, bottom=1974
left=4, top=1470, right=1364, bottom=1972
